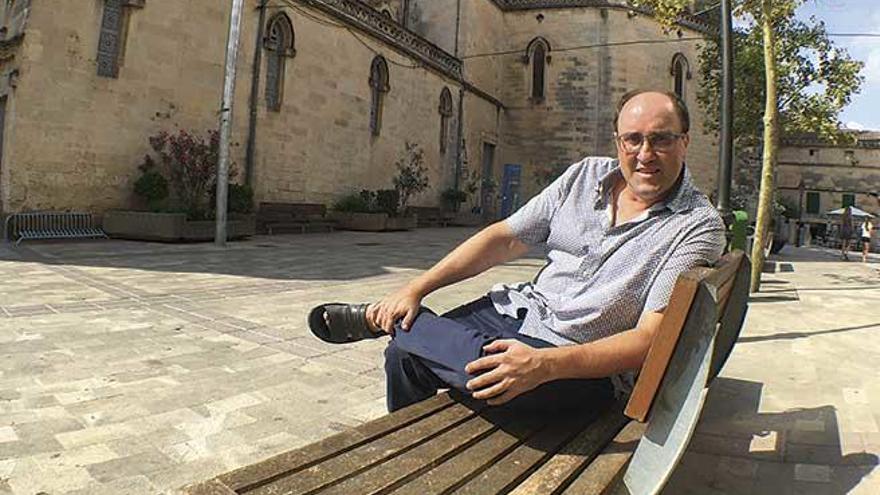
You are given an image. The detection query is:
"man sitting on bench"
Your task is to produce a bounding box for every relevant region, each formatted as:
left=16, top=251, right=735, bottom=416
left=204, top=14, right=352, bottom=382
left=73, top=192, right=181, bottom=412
left=308, top=90, right=725, bottom=413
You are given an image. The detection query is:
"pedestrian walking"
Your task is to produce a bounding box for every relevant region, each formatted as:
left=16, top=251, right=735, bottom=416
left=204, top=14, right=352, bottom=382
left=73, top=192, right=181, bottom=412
left=840, top=206, right=853, bottom=260
left=861, top=218, right=874, bottom=263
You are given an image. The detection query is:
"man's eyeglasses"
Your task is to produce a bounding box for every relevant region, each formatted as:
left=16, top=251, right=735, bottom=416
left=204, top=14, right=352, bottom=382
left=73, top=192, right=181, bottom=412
left=615, top=131, right=686, bottom=153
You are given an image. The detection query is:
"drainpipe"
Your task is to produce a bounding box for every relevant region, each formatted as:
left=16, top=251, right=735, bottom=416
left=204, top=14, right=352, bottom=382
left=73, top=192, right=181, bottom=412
left=453, top=0, right=463, bottom=191
left=454, top=0, right=461, bottom=57
left=245, top=0, right=268, bottom=187
left=455, top=88, right=464, bottom=191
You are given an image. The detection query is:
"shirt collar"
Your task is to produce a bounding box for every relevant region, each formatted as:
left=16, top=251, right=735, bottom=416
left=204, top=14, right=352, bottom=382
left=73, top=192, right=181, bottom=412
left=594, top=162, right=700, bottom=214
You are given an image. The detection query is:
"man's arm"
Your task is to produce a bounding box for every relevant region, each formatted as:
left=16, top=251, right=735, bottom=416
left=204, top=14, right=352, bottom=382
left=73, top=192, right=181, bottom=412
left=369, top=221, right=529, bottom=332
left=464, top=311, right=663, bottom=405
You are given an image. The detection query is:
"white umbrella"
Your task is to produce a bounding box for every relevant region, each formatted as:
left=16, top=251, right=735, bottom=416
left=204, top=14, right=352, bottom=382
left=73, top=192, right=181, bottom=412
left=825, top=207, right=875, bottom=218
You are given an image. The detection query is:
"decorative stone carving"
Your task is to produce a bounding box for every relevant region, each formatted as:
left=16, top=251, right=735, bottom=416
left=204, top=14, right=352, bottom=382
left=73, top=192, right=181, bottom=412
left=490, top=0, right=715, bottom=34
left=303, top=0, right=462, bottom=79
left=0, top=33, right=23, bottom=62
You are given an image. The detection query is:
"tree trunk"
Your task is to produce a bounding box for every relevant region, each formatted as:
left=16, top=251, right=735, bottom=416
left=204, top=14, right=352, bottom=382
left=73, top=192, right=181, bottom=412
left=749, top=0, right=779, bottom=293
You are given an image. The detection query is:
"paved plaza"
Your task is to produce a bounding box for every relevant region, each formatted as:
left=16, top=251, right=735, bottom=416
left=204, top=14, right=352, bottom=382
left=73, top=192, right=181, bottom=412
left=0, top=228, right=877, bottom=494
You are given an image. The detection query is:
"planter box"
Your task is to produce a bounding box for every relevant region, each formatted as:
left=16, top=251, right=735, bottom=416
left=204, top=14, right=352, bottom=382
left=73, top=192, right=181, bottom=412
left=103, top=211, right=256, bottom=242
left=329, top=211, right=416, bottom=231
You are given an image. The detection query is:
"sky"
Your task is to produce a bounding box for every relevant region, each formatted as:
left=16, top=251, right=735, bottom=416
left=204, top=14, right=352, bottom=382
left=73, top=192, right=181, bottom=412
left=795, top=0, right=880, bottom=130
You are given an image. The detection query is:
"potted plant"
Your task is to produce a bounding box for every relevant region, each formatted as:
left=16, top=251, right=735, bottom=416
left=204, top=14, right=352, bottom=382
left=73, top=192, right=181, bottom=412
left=448, top=164, right=483, bottom=226
left=330, top=142, right=428, bottom=231
left=441, top=188, right=468, bottom=213
left=330, top=189, right=417, bottom=231
left=104, top=129, right=256, bottom=241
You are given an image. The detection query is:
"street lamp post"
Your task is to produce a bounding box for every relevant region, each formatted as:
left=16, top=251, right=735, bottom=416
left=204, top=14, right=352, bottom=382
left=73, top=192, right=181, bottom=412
left=215, top=0, right=245, bottom=247
left=716, top=0, right=735, bottom=221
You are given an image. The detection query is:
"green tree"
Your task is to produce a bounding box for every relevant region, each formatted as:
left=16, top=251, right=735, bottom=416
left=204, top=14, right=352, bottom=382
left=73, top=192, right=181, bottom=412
left=634, top=0, right=863, bottom=292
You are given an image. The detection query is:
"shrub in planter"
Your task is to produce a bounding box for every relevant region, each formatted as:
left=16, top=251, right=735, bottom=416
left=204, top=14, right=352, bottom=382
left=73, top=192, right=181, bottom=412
left=441, top=188, right=467, bottom=213
left=137, top=129, right=237, bottom=220
left=209, top=182, right=254, bottom=215
left=333, top=192, right=372, bottom=213
left=228, top=183, right=254, bottom=214
left=133, top=165, right=169, bottom=212
left=333, top=189, right=399, bottom=216
left=375, top=189, right=400, bottom=216
left=393, top=142, right=429, bottom=213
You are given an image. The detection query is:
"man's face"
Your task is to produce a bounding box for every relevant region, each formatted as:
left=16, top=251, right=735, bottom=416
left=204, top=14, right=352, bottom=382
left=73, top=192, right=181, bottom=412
left=615, top=92, right=689, bottom=204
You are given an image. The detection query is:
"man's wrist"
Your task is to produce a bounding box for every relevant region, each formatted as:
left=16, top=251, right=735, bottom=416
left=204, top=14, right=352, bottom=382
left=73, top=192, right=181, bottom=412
left=538, top=347, right=566, bottom=383
left=540, top=345, right=589, bottom=382
left=404, top=279, right=430, bottom=299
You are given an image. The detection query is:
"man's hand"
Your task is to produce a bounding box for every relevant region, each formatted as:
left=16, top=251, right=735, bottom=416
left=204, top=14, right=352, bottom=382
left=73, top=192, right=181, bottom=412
left=367, top=286, right=423, bottom=334
left=464, top=340, right=552, bottom=405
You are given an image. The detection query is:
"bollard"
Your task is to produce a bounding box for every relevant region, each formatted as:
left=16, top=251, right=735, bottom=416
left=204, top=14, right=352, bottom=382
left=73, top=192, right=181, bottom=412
left=729, top=210, right=748, bottom=253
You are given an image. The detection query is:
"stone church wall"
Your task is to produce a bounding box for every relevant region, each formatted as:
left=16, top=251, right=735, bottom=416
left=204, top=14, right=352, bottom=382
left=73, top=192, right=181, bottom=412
left=4, top=0, right=487, bottom=212
left=496, top=6, right=718, bottom=199
left=252, top=6, right=472, bottom=207
left=0, top=0, right=720, bottom=215
left=5, top=0, right=251, bottom=212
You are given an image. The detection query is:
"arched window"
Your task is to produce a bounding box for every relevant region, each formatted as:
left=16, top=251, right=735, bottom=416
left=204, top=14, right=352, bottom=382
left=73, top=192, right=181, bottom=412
left=369, top=56, right=390, bottom=136
left=438, top=87, right=453, bottom=154
left=264, top=13, right=295, bottom=112
left=670, top=53, right=691, bottom=100
left=96, top=0, right=144, bottom=78
left=525, top=37, right=551, bottom=101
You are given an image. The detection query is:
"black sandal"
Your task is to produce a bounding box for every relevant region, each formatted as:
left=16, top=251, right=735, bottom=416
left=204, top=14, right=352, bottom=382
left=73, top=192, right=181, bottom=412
left=307, top=303, right=382, bottom=344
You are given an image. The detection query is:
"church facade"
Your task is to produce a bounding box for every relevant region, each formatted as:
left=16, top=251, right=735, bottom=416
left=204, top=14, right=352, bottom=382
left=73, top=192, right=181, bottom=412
left=0, top=0, right=718, bottom=218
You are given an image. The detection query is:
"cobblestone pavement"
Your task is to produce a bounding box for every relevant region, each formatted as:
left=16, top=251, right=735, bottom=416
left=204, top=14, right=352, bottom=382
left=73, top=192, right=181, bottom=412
left=0, top=229, right=877, bottom=494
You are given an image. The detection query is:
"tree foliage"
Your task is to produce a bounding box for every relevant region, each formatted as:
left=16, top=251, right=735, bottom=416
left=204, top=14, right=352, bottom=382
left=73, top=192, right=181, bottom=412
left=696, top=13, right=864, bottom=146
left=632, top=0, right=864, bottom=146
left=633, top=0, right=864, bottom=292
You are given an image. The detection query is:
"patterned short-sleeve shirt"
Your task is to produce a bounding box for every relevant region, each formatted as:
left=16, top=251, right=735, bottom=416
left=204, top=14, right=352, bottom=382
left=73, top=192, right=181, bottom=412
left=490, top=156, right=726, bottom=347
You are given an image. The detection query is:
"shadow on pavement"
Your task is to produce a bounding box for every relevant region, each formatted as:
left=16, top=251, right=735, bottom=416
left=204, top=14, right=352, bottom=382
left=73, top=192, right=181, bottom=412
left=664, top=377, right=878, bottom=494
left=737, top=322, right=880, bottom=343
left=0, top=229, right=507, bottom=283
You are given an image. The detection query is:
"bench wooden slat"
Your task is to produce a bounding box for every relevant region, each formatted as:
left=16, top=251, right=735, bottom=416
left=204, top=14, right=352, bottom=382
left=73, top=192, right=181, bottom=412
left=182, top=479, right=236, bottom=495
left=247, top=403, right=481, bottom=495
left=507, top=401, right=630, bottom=495
left=217, top=394, right=457, bottom=492
left=319, top=410, right=543, bottom=495
left=561, top=421, right=647, bottom=495
left=387, top=414, right=548, bottom=495
left=450, top=410, right=604, bottom=495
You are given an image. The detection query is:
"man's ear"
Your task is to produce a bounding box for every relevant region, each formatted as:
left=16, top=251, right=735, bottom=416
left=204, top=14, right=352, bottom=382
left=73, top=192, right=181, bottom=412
left=681, top=133, right=690, bottom=148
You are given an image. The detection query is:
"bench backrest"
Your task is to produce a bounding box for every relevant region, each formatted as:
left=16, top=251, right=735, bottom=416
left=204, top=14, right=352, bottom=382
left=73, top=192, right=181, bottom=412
left=624, top=250, right=748, bottom=422
left=620, top=251, right=750, bottom=494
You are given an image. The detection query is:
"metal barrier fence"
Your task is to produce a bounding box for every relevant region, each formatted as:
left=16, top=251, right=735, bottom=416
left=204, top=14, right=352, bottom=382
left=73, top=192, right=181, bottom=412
left=4, top=211, right=108, bottom=245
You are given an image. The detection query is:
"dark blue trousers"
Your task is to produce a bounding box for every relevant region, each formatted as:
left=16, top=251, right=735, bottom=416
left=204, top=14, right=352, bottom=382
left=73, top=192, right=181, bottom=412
left=384, top=296, right=613, bottom=412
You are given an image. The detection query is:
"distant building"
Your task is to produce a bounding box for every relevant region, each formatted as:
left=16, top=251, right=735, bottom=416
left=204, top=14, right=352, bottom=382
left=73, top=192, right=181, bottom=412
left=0, top=0, right=719, bottom=218
left=775, top=131, right=880, bottom=247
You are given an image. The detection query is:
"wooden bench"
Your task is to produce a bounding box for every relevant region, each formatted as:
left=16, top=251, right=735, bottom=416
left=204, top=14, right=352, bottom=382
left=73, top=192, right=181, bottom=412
left=409, top=206, right=454, bottom=228
left=257, top=202, right=337, bottom=235
left=183, top=251, right=750, bottom=495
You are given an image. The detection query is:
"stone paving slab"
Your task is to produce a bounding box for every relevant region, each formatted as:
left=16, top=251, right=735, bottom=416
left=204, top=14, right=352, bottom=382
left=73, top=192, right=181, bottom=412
left=0, top=231, right=877, bottom=494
